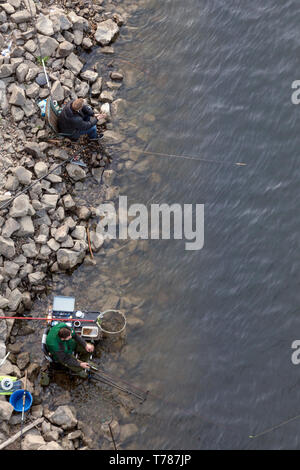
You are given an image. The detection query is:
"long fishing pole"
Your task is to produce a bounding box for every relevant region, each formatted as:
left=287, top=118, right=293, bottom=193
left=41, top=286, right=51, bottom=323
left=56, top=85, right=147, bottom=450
left=0, top=156, right=75, bottom=211
left=88, top=365, right=148, bottom=402
left=0, top=315, right=98, bottom=323
left=128, top=148, right=246, bottom=166
left=20, top=370, right=28, bottom=442
left=249, top=413, right=300, bottom=440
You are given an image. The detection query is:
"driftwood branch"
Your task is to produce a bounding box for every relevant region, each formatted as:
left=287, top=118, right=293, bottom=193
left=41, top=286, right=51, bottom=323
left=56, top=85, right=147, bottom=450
left=0, top=417, right=44, bottom=450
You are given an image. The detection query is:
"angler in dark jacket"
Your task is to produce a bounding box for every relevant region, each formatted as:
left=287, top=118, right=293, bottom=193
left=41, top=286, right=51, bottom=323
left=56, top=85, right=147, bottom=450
left=46, top=323, right=94, bottom=377
left=58, top=98, right=105, bottom=140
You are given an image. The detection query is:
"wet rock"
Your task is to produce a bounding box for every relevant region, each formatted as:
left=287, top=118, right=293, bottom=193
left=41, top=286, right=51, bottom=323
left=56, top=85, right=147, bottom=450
left=94, top=19, right=119, bottom=46
left=66, top=163, right=86, bottom=181
left=119, top=423, right=138, bottom=442
left=89, top=231, right=104, bottom=252
left=56, top=248, right=85, bottom=270
left=48, top=405, right=77, bottom=430
left=80, top=70, right=98, bottom=83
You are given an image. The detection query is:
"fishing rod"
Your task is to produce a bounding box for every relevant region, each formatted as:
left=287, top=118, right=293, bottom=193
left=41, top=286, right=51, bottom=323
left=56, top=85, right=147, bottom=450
left=88, top=364, right=148, bottom=402
left=20, top=370, right=28, bottom=441
left=0, top=156, right=76, bottom=211
left=127, top=148, right=247, bottom=167
left=0, top=315, right=99, bottom=323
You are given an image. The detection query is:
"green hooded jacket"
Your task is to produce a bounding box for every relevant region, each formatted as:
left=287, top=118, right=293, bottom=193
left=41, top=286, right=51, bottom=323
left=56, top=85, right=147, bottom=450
left=46, top=323, right=86, bottom=367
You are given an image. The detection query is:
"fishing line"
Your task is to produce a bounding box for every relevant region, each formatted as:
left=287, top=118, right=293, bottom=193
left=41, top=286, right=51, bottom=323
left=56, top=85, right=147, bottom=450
left=119, top=148, right=247, bottom=166
left=249, top=413, right=300, bottom=439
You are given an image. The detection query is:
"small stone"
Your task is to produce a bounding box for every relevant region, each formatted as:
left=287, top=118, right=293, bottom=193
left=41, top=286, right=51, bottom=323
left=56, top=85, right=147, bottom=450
left=80, top=70, right=98, bottom=83
left=9, top=85, right=26, bottom=107
left=14, top=166, right=32, bottom=185
left=36, top=14, right=54, bottom=36
left=0, top=237, right=15, bottom=259
left=34, top=161, right=48, bottom=178
left=11, top=9, right=31, bottom=24
left=65, top=52, right=83, bottom=75
left=28, top=272, right=45, bottom=285
left=51, top=80, right=64, bottom=102
left=66, top=164, right=86, bottom=181
left=2, top=218, right=20, bottom=238
left=57, top=40, right=74, bottom=58
left=0, top=402, right=13, bottom=421
left=9, top=194, right=30, bottom=217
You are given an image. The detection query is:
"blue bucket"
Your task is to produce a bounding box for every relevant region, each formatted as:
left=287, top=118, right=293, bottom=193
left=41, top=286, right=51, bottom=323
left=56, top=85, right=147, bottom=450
left=9, top=390, right=33, bottom=412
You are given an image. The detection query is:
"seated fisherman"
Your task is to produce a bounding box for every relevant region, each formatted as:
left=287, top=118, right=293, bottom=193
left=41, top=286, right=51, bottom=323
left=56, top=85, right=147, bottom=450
left=46, top=322, right=94, bottom=378
left=57, top=98, right=105, bottom=141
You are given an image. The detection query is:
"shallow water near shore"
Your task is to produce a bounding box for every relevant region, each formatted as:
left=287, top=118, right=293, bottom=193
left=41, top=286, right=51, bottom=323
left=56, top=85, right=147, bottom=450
left=31, top=0, right=300, bottom=449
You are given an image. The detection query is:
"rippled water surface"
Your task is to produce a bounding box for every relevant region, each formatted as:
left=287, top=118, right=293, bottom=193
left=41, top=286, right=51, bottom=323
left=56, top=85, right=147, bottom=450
left=42, top=0, right=300, bottom=449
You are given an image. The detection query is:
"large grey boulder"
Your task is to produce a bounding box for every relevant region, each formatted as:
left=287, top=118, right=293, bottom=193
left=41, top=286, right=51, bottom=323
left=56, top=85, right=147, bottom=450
left=94, top=19, right=119, bottom=46
left=48, top=405, right=77, bottom=430
left=56, top=248, right=85, bottom=270
left=66, top=163, right=86, bottom=181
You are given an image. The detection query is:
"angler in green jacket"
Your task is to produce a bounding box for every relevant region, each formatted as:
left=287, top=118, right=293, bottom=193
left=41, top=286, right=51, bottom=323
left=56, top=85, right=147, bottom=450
left=46, top=323, right=94, bottom=377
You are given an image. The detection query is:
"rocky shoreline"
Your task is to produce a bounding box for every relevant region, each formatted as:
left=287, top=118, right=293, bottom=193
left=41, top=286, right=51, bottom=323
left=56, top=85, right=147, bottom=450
left=0, top=0, right=143, bottom=450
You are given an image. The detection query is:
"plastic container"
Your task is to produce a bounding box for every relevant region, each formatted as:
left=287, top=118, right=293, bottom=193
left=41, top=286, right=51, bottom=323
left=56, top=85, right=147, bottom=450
left=9, top=390, right=33, bottom=412
left=81, top=326, right=99, bottom=338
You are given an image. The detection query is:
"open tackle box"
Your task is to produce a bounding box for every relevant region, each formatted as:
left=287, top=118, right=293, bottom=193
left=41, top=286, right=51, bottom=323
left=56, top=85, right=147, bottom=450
left=47, top=295, right=100, bottom=340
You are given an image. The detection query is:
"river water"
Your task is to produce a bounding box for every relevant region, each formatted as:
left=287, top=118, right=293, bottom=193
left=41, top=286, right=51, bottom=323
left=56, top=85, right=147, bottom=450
left=41, top=0, right=300, bottom=449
